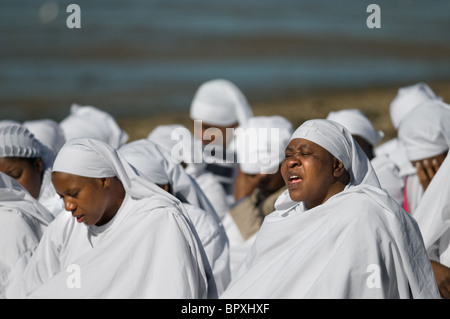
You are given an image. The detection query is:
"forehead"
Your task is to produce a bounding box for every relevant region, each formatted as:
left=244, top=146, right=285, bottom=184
left=51, top=171, right=97, bottom=189
left=0, top=157, right=32, bottom=169
left=286, top=138, right=328, bottom=152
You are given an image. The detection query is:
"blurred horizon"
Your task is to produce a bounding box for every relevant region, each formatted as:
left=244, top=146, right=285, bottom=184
left=1, top=0, right=450, bottom=122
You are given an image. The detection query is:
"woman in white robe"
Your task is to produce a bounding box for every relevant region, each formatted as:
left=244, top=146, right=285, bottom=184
left=413, top=154, right=450, bottom=298
left=373, top=82, right=441, bottom=207
left=220, top=119, right=439, bottom=299
left=0, top=172, right=54, bottom=299
left=189, top=79, right=254, bottom=204
left=119, top=139, right=231, bottom=295
left=0, top=124, right=64, bottom=218
left=397, top=100, right=450, bottom=214
left=17, top=138, right=216, bottom=299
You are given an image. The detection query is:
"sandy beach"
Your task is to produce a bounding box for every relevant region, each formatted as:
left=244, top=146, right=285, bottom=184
left=117, top=80, right=450, bottom=145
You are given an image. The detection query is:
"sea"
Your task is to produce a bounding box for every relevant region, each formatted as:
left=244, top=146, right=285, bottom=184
left=1, top=0, right=450, bottom=121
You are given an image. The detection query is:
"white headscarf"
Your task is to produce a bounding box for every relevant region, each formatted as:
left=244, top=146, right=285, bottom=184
left=52, top=138, right=182, bottom=204
left=0, top=123, right=55, bottom=167
left=398, top=100, right=450, bottom=161
left=190, top=79, right=253, bottom=127
left=0, top=172, right=53, bottom=226
left=23, top=119, right=66, bottom=156
left=59, top=104, right=129, bottom=148
left=119, top=139, right=218, bottom=219
left=326, top=109, right=384, bottom=147
left=275, top=119, right=380, bottom=211
left=235, top=115, right=293, bottom=174
left=147, top=124, right=203, bottom=165
left=390, top=82, right=441, bottom=130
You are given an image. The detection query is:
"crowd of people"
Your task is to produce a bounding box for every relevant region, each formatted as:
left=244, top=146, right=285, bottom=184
left=0, top=79, right=449, bottom=299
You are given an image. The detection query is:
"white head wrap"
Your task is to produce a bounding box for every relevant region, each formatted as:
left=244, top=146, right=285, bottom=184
left=60, top=104, right=129, bottom=148
left=0, top=171, right=54, bottom=225
left=24, top=119, right=66, bottom=156
left=326, top=109, right=384, bottom=147
left=390, top=82, right=441, bottom=130
left=398, top=100, right=450, bottom=162
left=52, top=138, right=181, bottom=203
left=235, top=115, right=293, bottom=174
left=119, top=139, right=218, bottom=218
left=190, top=79, right=253, bottom=127
left=275, top=119, right=380, bottom=211
left=147, top=124, right=203, bottom=165
left=0, top=123, right=55, bottom=168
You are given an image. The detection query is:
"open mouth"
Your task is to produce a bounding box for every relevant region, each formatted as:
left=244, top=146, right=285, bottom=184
left=73, top=214, right=85, bottom=223
left=287, top=173, right=303, bottom=185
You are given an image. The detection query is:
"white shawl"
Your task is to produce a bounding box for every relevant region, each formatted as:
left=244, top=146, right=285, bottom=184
left=221, top=119, right=439, bottom=299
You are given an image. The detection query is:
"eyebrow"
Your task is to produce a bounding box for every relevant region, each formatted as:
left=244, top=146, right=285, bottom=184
left=286, top=144, right=311, bottom=152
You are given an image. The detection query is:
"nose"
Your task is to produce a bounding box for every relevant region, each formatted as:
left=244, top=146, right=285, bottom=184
left=64, top=198, right=76, bottom=213
left=284, top=155, right=300, bottom=169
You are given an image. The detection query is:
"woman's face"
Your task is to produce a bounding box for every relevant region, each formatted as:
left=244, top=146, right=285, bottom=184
left=0, top=157, right=43, bottom=199
left=52, top=172, right=113, bottom=226
left=281, top=138, right=339, bottom=209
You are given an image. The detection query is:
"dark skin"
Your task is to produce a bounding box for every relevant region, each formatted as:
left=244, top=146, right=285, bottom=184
left=353, top=135, right=375, bottom=161
left=282, top=138, right=350, bottom=210
left=0, top=157, right=44, bottom=199
left=52, top=172, right=125, bottom=227
left=411, top=151, right=447, bottom=192
left=431, top=261, right=450, bottom=299
left=233, top=165, right=285, bottom=201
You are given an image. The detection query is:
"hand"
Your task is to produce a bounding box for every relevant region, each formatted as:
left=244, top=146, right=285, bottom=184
left=431, top=260, right=450, bottom=299
left=233, top=168, right=266, bottom=201
left=414, top=157, right=443, bottom=191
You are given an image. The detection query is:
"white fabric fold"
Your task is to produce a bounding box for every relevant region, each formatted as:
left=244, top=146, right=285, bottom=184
left=59, top=104, right=129, bottom=148
left=390, top=82, right=441, bottom=129
left=326, top=109, right=384, bottom=146
left=398, top=100, right=450, bottom=162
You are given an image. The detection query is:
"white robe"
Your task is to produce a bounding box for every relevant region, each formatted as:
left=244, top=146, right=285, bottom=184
left=0, top=173, right=54, bottom=299
left=372, top=138, right=415, bottom=207
left=18, top=194, right=215, bottom=299
left=221, top=185, right=439, bottom=299
left=413, top=155, right=450, bottom=267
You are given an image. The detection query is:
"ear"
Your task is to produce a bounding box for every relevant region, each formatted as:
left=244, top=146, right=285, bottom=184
left=332, top=157, right=346, bottom=178
left=34, top=158, right=44, bottom=174
left=101, top=177, right=111, bottom=189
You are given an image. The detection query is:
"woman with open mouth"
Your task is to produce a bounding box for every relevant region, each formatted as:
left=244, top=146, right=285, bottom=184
left=221, top=119, right=440, bottom=299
